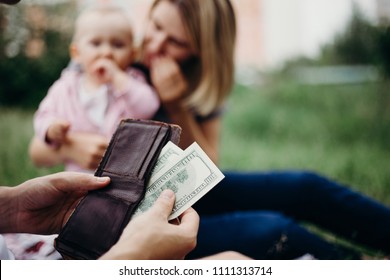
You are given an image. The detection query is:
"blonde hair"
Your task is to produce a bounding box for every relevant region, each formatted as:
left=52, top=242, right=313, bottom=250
left=150, top=0, right=236, bottom=116
left=73, top=5, right=134, bottom=43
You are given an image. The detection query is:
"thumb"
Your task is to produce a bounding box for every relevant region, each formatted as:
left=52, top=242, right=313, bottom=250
left=151, top=189, right=175, bottom=219
left=52, top=172, right=110, bottom=192
left=57, top=120, right=71, bottom=133
left=63, top=121, right=71, bottom=131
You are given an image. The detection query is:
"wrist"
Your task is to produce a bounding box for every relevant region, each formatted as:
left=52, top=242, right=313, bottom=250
left=0, top=187, right=18, bottom=233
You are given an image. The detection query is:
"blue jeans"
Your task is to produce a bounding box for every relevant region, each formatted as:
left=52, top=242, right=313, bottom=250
left=187, top=171, right=390, bottom=259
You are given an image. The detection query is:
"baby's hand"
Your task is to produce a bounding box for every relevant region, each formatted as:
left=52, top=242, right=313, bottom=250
left=92, top=59, right=129, bottom=90
left=92, top=59, right=121, bottom=84
left=46, top=120, right=71, bottom=146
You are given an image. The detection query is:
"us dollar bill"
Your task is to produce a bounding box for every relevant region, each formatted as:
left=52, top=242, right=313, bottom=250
left=135, top=142, right=224, bottom=220
left=149, top=141, right=183, bottom=177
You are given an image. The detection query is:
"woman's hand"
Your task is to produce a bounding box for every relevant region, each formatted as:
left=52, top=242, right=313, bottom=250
left=29, top=133, right=108, bottom=171
left=60, top=132, right=109, bottom=170
left=149, top=56, right=220, bottom=163
left=150, top=56, right=188, bottom=106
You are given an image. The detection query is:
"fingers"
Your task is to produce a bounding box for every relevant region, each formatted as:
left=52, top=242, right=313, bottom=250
left=63, top=132, right=108, bottom=170
left=150, top=189, right=176, bottom=219
left=150, top=189, right=199, bottom=234
left=151, top=57, right=178, bottom=79
left=177, top=207, right=200, bottom=234
left=60, top=121, right=71, bottom=134
left=92, top=59, right=120, bottom=83
left=49, top=172, right=110, bottom=192
left=70, top=173, right=111, bottom=192
left=150, top=57, right=187, bottom=103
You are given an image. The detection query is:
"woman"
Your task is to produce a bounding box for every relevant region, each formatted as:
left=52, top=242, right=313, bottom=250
left=29, top=0, right=390, bottom=259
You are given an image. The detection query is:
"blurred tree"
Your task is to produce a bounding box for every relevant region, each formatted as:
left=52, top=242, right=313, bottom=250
left=319, top=5, right=380, bottom=65
left=377, top=25, right=390, bottom=79
left=317, top=4, right=390, bottom=120
left=375, top=24, right=390, bottom=123
left=0, top=2, right=74, bottom=108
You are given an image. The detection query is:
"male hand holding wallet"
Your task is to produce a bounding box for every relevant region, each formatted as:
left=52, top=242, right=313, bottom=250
left=55, top=119, right=182, bottom=259
left=55, top=119, right=223, bottom=259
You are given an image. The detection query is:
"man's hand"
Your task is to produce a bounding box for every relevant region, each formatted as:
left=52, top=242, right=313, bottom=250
left=1, top=172, right=110, bottom=234
left=101, top=189, right=199, bottom=260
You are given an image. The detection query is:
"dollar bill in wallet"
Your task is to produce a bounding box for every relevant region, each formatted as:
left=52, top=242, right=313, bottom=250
left=135, top=141, right=224, bottom=219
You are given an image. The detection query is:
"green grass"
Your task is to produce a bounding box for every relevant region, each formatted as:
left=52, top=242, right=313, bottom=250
left=0, top=108, right=62, bottom=185
left=1, top=80, right=389, bottom=203
left=219, top=79, right=390, bottom=258
left=221, top=81, right=390, bottom=205
left=1, top=78, right=389, bottom=258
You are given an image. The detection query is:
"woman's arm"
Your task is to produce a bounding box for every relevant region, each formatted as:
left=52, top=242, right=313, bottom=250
left=165, top=104, right=221, bottom=164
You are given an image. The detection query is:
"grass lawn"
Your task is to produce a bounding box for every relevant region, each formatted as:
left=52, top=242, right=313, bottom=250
left=1, top=77, right=389, bottom=258
left=220, top=79, right=390, bottom=258
left=221, top=80, right=390, bottom=205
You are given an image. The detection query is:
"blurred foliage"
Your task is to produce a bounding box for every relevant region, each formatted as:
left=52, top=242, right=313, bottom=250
left=0, top=3, right=74, bottom=108
left=281, top=5, right=390, bottom=80
left=319, top=6, right=380, bottom=65
left=318, top=5, right=390, bottom=79
left=377, top=25, right=390, bottom=78
left=278, top=5, right=390, bottom=120
left=0, top=31, right=71, bottom=108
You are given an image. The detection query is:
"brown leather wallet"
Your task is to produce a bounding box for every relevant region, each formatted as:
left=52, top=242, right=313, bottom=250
left=54, top=119, right=181, bottom=259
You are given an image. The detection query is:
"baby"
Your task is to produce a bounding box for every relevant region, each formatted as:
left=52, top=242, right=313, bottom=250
left=33, top=5, right=159, bottom=172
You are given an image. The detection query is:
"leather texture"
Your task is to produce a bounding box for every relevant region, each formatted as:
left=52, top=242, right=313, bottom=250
left=55, top=119, right=181, bottom=259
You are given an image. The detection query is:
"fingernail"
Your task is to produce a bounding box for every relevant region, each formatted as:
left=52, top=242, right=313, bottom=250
left=96, top=176, right=110, bottom=183
left=161, top=189, right=174, bottom=199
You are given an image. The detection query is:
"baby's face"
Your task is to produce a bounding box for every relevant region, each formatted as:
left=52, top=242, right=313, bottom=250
left=72, top=12, right=134, bottom=73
